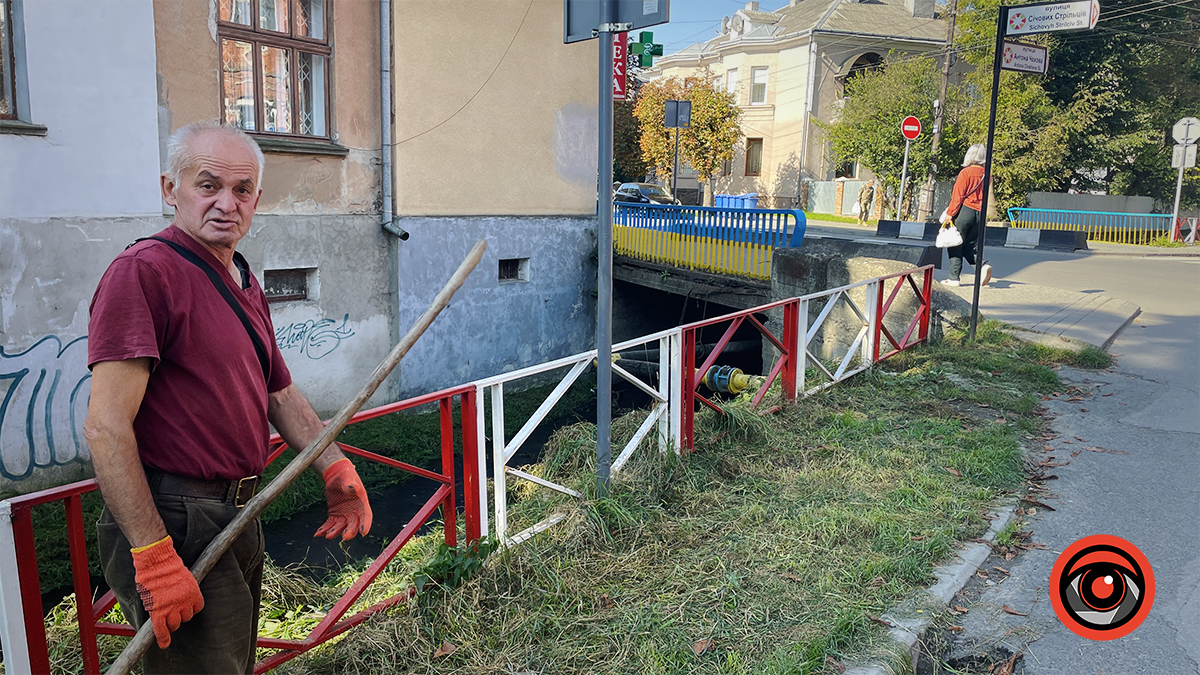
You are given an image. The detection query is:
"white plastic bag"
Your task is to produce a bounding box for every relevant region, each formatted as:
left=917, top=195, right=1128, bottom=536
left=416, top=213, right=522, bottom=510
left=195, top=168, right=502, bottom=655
left=851, top=201, right=861, bottom=216
left=939, top=208, right=950, bottom=224
left=935, top=224, right=963, bottom=248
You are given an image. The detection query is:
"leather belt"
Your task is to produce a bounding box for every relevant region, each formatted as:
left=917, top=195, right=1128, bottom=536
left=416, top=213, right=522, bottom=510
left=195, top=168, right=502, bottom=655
left=145, top=468, right=261, bottom=508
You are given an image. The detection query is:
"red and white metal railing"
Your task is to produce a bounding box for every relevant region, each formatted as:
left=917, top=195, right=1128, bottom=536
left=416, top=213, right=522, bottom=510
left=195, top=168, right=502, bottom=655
left=0, top=265, right=932, bottom=673
left=0, top=385, right=481, bottom=675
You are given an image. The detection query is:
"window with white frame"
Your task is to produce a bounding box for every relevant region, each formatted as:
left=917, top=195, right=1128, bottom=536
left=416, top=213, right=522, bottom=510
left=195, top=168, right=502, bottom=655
left=218, top=0, right=330, bottom=138
left=1, top=0, right=17, bottom=119
left=750, top=66, right=768, bottom=105
left=725, top=68, right=738, bottom=101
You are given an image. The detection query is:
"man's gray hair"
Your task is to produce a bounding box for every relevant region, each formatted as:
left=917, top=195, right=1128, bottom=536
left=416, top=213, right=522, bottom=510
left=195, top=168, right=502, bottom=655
left=962, top=143, right=987, bottom=167
left=165, top=121, right=265, bottom=186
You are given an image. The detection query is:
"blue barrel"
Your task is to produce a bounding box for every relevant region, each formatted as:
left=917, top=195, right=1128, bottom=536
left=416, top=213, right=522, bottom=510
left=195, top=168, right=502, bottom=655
left=741, top=193, right=759, bottom=209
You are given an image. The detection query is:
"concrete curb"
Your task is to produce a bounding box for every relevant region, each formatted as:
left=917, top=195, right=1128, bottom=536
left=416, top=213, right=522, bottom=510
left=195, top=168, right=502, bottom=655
left=844, top=502, right=1018, bottom=675
left=876, top=220, right=1088, bottom=252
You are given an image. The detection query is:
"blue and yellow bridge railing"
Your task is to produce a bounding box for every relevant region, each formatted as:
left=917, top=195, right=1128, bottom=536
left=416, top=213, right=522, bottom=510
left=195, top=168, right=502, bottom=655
left=1008, top=208, right=1173, bottom=246
left=614, top=203, right=806, bottom=280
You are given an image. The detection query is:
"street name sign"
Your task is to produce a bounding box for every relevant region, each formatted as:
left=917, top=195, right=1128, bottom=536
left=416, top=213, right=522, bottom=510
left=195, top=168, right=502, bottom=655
left=1005, top=0, right=1099, bottom=37
left=1001, top=41, right=1049, bottom=75
left=901, top=116, right=922, bottom=140
left=1173, top=117, right=1199, bottom=145
left=613, top=33, right=627, bottom=100
left=564, top=0, right=669, bottom=43
left=1173, top=144, right=1197, bottom=169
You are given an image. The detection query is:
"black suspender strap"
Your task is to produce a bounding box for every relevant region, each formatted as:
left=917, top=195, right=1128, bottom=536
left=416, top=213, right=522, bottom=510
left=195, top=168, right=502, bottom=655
left=131, top=237, right=271, bottom=382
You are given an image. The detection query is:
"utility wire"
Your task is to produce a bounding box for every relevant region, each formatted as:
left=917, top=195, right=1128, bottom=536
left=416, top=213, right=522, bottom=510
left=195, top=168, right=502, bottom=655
left=391, top=0, right=533, bottom=147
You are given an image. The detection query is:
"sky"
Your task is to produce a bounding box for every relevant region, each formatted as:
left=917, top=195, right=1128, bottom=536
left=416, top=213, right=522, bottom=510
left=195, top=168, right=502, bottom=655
left=645, top=0, right=791, bottom=56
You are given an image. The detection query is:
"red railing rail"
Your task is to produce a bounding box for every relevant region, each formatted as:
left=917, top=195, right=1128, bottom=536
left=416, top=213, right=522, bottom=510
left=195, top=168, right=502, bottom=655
left=3, top=385, right=481, bottom=674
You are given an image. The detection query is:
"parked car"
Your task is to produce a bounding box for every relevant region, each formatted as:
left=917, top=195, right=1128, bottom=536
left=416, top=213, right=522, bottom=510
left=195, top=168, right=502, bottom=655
left=614, top=182, right=678, bottom=205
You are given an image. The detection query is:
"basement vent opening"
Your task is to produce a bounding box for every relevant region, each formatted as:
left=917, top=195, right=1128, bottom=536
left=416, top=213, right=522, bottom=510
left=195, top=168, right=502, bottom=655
left=499, top=258, right=530, bottom=283
left=264, top=268, right=314, bottom=302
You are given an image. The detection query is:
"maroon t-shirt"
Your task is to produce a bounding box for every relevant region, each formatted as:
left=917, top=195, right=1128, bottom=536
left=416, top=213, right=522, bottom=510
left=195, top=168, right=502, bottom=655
left=88, top=225, right=292, bottom=480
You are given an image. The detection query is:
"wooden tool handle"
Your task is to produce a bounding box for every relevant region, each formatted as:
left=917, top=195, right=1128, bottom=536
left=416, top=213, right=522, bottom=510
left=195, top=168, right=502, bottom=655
left=107, top=240, right=487, bottom=674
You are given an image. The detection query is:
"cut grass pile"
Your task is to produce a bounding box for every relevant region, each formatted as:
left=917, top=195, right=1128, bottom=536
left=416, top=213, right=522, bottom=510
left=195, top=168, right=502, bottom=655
left=40, top=323, right=1095, bottom=673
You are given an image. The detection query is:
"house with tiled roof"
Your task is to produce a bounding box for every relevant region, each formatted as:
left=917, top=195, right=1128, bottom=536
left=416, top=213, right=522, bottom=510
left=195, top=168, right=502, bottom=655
left=650, top=0, right=948, bottom=208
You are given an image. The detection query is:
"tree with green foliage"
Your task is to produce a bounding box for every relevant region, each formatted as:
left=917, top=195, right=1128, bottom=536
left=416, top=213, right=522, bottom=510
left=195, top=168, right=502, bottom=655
left=634, top=74, right=742, bottom=205
left=822, top=56, right=968, bottom=218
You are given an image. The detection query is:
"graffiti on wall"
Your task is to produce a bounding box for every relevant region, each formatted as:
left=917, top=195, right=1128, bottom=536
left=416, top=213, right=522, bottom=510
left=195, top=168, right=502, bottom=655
left=0, top=336, right=92, bottom=482
left=274, top=313, right=356, bottom=360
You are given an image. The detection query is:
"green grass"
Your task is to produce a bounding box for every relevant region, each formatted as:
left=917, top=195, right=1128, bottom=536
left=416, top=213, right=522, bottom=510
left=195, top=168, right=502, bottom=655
left=1147, top=234, right=1189, bottom=248
left=804, top=211, right=874, bottom=225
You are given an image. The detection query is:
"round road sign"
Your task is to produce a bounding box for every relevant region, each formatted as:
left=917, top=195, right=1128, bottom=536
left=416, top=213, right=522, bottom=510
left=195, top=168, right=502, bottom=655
left=901, top=116, right=922, bottom=140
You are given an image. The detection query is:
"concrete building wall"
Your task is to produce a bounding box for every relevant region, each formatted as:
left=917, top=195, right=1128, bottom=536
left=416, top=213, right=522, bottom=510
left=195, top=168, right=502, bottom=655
left=394, top=0, right=598, bottom=216
left=391, top=216, right=596, bottom=397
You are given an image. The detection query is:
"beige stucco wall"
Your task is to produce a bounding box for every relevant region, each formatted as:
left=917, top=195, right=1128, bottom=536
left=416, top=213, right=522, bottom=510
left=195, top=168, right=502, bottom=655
left=152, top=0, right=380, bottom=214
left=394, top=0, right=598, bottom=216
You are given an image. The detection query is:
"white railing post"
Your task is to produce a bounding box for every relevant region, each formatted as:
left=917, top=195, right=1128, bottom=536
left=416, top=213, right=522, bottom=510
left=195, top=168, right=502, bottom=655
left=0, top=501, right=32, bottom=675
left=490, top=383, right=508, bottom=545
left=474, top=384, right=489, bottom=539
left=657, top=335, right=671, bottom=455
left=798, top=299, right=809, bottom=396
left=667, top=331, right=683, bottom=455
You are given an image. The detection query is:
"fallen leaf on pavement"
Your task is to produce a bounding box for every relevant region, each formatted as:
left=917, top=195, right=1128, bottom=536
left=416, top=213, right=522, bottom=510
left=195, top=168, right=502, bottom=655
left=1102, top=392, right=1114, bottom=397
left=1005, top=551, right=1017, bottom=560
left=1016, top=542, right=1050, bottom=550
left=944, top=466, right=963, bottom=477
left=433, top=641, right=457, bottom=658
left=993, top=566, right=1010, bottom=575
left=865, top=613, right=895, bottom=627
left=1074, top=436, right=1085, bottom=441
left=1002, top=605, right=1028, bottom=617
left=995, top=651, right=1024, bottom=675
left=1071, top=450, right=1081, bottom=457
left=976, top=569, right=989, bottom=579
left=825, top=655, right=847, bottom=673
left=1066, top=396, right=1084, bottom=402
left=692, top=639, right=713, bottom=656
left=1086, top=446, right=1130, bottom=455
left=947, top=625, right=964, bottom=632
left=954, top=605, right=969, bottom=613
left=1021, top=497, right=1057, bottom=511
left=1080, top=408, right=1089, bottom=412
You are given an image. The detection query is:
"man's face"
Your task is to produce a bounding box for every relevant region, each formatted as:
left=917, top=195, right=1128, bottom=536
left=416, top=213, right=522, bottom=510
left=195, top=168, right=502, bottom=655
left=162, top=130, right=261, bottom=255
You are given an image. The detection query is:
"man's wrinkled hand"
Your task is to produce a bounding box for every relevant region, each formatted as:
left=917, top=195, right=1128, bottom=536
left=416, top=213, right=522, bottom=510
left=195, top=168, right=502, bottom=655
left=315, top=458, right=373, bottom=540
left=130, top=535, right=204, bottom=649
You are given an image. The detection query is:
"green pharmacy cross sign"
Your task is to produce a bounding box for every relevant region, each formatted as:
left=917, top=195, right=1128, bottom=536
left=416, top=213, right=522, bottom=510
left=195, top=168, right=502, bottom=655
left=630, top=31, right=663, bottom=67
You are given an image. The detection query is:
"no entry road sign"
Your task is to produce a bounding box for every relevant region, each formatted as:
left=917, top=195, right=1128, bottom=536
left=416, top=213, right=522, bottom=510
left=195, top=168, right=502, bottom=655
left=901, top=116, right=922, bottom=140
left=1005, top=0, right=1099, bottom=37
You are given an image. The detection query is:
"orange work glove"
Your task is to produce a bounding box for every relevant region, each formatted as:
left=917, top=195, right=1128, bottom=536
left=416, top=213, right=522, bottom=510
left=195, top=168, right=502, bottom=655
left=314, top=458, right=373, bottom=540
left=130, top=535, right=204, bottom=649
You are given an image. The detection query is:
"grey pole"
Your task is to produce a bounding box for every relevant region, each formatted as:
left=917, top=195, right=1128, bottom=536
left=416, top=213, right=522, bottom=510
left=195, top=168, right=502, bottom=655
left=672, top=126, right=680, bottom=200
left=898, top=138, right=911, bottom=221
left=1171, top=163, right=1186, bottom=240
left=596, top=0, right=616, bottom=496
left=970, top=4, right=1007, bottom=341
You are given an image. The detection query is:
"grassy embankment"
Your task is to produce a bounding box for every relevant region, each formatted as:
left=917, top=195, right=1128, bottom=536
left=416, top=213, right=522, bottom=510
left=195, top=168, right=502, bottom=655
left=41, top=321, right=1111, bottom=674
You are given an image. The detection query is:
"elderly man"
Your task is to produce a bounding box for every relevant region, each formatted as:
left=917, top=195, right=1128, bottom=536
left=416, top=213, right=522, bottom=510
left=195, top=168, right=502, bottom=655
left=84, top=121, right=372, bottom=673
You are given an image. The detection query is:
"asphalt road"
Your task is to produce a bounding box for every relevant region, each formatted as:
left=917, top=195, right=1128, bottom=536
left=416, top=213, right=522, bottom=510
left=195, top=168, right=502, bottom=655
left=803, top=221, right=1200, bottom=673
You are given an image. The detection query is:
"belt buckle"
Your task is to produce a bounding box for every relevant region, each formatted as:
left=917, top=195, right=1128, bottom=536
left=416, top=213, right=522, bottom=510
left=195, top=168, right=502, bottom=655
left=233, top=476, right=259, bottom=508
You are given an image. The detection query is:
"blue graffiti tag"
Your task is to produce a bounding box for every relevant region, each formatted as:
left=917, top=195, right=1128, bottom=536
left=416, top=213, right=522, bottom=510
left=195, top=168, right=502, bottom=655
left=0, top=336, right=92, bottom=481
left=273, top=314, right=356, bottom=360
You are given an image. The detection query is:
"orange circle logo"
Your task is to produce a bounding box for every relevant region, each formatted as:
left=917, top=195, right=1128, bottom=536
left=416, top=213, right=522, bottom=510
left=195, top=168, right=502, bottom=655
left=1049, top=534, right=1154, bottom=641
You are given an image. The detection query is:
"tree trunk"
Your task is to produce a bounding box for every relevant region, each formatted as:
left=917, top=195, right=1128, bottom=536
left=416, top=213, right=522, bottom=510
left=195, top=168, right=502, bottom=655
left=702, top=180, right=714, bottom=206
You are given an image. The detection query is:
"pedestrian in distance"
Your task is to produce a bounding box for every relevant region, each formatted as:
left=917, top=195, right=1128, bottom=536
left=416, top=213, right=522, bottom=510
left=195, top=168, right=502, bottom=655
left=940, top=143, right=993, bottom=287
left=84, top=121, right=373, bottom=674
left=855, top=180, right=875, bottom=226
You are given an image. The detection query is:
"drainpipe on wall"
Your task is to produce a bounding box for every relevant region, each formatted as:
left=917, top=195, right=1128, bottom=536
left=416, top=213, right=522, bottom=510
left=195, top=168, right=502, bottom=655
left=380, top=0, right=408, bottom=241
left=796, top=37, right=818, bottom=207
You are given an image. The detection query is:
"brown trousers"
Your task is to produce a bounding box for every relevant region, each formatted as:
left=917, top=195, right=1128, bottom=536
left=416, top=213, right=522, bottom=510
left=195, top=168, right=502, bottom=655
left=97, top=494, right=265, bottom=675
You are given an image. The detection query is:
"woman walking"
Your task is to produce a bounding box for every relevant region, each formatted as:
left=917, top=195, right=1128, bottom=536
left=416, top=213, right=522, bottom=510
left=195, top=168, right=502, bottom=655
left=941, top=144, right=993, bottom=287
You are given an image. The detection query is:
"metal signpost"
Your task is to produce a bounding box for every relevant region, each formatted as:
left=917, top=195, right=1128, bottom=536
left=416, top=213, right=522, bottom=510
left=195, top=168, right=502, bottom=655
left=665, top=99, right=692, bottom=201
left=565, top=0, right=668, bottom=494
left=899, top=116, right=921, bottom=220
left=1170, top=116, right=1198, bottom=241
left=969, top=0, right=1099, bottom=340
